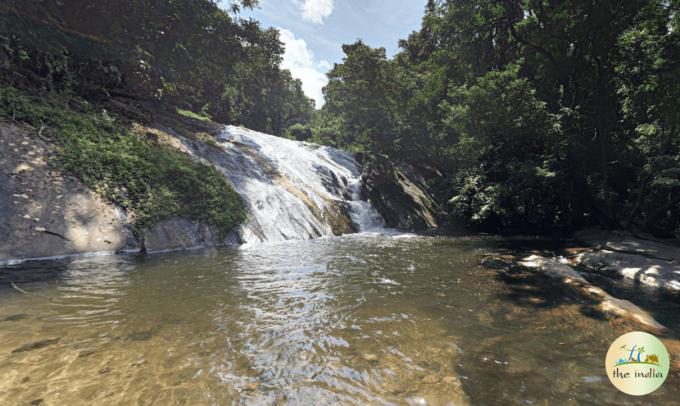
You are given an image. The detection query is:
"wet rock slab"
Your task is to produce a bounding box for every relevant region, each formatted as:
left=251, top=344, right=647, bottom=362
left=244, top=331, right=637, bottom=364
left=484, top=254, right=667, bottom=332
left=576, top=230, right=680, bottom=261
left=361, top=160, right=440, bottom=231
left=572, top=250, right=680, bottom=291
left=520, top=255, right=666, bottom=332
left=127, top=330, right=154, bottom=341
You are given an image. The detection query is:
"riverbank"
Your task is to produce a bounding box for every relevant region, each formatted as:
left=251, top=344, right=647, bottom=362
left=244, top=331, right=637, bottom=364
left=0, top=88, right=441, bottom=265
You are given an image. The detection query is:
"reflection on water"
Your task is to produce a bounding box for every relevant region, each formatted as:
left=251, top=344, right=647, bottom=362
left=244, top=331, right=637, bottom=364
left=0, top=234, right=678, bottom=405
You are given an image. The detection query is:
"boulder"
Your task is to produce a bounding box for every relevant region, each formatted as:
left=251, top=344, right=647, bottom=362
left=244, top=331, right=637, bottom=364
left=481, top=255, right=516, bottom=269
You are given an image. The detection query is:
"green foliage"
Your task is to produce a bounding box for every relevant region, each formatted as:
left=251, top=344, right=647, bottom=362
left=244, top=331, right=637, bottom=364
left=443, top=66, right=563, bottom=229
left=319, top=0, right=680, bottom=236
left=1, top=0, right=313, bottom=136
left=0, top=87, right=247, bottom=236
left=321, top=41, right=405, bottom=155
left=285, top=123, right=313, bottom=141
left=5, top=0, right=680, bottom=236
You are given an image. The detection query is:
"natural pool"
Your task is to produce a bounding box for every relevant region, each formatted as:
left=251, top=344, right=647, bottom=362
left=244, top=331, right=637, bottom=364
left=0, top=233, right=678, bottom=405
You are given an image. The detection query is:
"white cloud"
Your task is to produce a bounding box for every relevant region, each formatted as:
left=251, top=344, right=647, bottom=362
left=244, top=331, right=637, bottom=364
left=299, top=0, right=334, bottom=24
left=279, top=28, right=329, bottom=108
left=317, top=60, right=332, bottom=70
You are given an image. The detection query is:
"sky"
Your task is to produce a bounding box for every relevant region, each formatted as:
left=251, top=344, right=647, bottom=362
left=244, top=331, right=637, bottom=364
left=222, top=0, right=427, bottom=107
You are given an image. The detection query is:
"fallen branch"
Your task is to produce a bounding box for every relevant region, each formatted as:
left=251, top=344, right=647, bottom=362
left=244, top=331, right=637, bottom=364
left=41, top=229, right=71, bottom=241
left=10, top=281, right=53, bottom=301
left=38, top=121, right=47, bottom=137
left=10, top=281, right=30, bottom=295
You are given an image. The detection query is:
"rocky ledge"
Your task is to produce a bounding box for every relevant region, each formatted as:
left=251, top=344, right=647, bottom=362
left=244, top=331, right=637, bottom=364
left=482, top=231, right=680, bottom=333
left=361, top=159, right=441, bottom=231
left=569, top=230, right=680, bottom=291
left=0, top=122, right=238, bottom=265
left=483, top=253, right=666, bottom=332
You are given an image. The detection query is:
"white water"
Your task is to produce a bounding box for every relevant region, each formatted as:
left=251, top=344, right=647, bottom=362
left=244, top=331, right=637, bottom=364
left=209, top=126, right=384, bottom=244
left=347, top=177, right=384, bottom=232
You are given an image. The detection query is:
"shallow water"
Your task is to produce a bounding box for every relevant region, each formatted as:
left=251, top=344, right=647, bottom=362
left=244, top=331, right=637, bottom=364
left=0, top=233, right=678, bottom=405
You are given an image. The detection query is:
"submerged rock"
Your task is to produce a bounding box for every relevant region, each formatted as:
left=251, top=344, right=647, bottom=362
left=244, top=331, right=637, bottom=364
left=481, top=256, right=516, bottom=269
left=361, top=353, right=379, bottom=363
left=422, top=374, right=441, bottom=384
left=77, top=349, right=96, bottom=358
left=131, top=358, right=146, bottom=367
left=127, top=330, right=154, bottom=341
left=520, top=255, right=588, bottom=284
left=11, top=338, right=60, bottom=353
left=3, top=313, right=29, bottom=321
left=243, top=382, right=260, bottom=392
left=442, top=376, right=461, bottom=387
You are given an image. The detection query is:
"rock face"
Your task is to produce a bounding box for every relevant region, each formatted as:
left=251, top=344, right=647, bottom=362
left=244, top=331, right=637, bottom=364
left=0, top=123, right=138, bottom=264
left=0, top=123, right=239, bottom=264
left=175, top=125, right=384, bottom=244
left=142, top=217, right=241, bottom=253
left=361, top=160, right=440, bottom=231
left=0, top=121, right=391, bottom=263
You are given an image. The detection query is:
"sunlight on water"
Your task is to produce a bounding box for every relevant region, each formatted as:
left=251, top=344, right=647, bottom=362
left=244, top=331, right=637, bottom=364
left=0, top=234, right=679, bottom=405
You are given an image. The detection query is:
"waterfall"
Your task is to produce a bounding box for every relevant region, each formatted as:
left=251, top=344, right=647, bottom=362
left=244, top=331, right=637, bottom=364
left=347, top=177, right=384, bottom=232
left=204, top=126, right=384, bottom=244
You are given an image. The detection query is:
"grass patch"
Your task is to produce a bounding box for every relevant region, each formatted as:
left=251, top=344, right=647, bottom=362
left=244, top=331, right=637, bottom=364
left=0, top=86, right=246, bottom=236
left=176, top=108, right=212, bottom=122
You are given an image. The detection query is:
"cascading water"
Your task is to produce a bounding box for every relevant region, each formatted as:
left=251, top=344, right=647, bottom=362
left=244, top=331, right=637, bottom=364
left=202, top=126, right=384, bottom=244
left=347, top=177, right=384, bottom=232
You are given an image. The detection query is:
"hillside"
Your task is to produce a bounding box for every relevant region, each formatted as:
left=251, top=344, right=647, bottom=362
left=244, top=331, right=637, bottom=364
left=0, top=87, right=250, bottom=263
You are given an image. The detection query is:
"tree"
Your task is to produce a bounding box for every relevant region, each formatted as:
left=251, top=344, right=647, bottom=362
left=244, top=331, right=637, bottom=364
left=445, top=65, right=562, bottom=229
left=320, top=0, right=680, bottom=235
left=1, top=0, right=314, bottom=135
left=321, top=41, right=403, bottom=155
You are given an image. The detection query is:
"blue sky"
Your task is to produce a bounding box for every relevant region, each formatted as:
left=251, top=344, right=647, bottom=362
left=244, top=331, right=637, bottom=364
left=222, top=0, right=427, bottom=107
